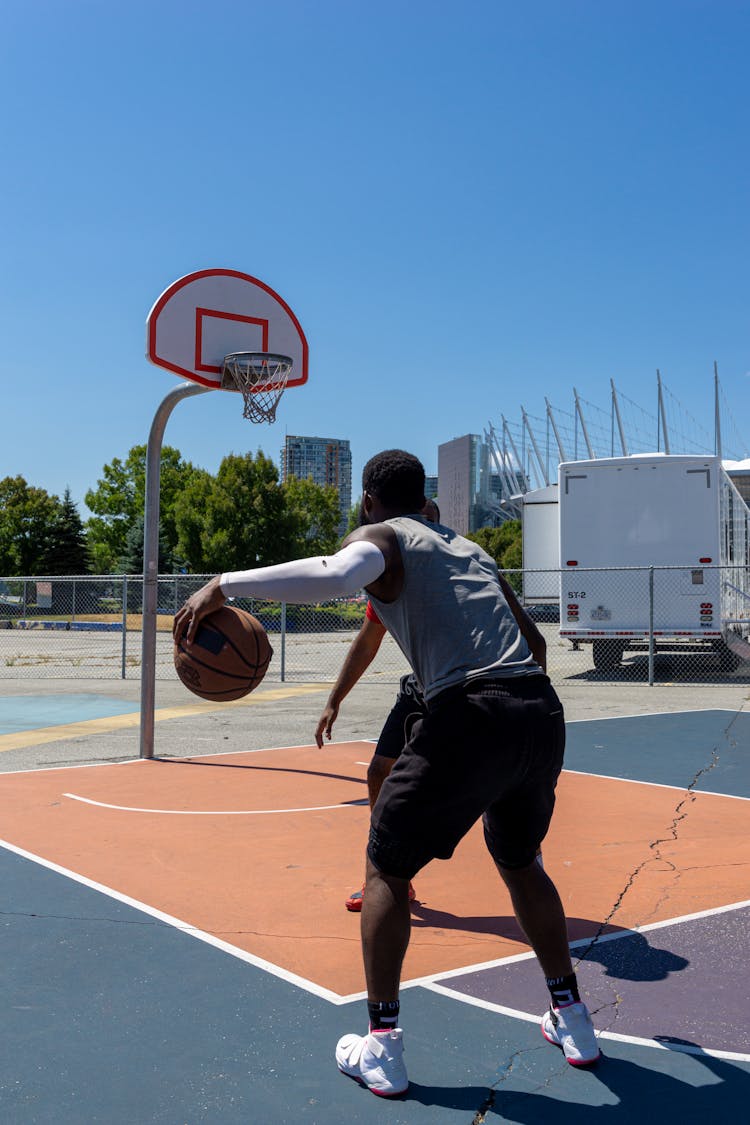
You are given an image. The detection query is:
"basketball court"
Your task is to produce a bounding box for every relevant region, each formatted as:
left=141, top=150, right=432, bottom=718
left=1, top=695, right=748, bottom=1122
left=3, top=271, right=748, bottom=1120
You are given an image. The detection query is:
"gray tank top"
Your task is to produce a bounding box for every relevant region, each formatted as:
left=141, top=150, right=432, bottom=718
left=368, top=516, right=540, bottom=701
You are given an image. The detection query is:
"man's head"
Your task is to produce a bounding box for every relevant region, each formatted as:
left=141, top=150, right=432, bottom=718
left=360, top=449, right=426, bottom=523
left=422, top=498, right=440, bottom=523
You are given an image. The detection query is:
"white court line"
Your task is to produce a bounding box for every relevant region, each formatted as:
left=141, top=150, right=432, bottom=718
left=568, top=706, right=747, bottom=724
left=420, top=986, right=750, bottom=1063
left=62, top=792, right=369, bottom=815
left=0, top=837, right=348, bottom=1004
left=408, top=897, right=750, bottom=1063
left=5, top=719, right=750, bottom=1049
left=563, top=767, right=750, bottom=802
left=3, top=834, right=750, bottom=1051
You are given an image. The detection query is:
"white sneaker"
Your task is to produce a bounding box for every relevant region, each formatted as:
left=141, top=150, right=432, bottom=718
left=335, top=1028, right=409, bottom=1096
left=541, top=1002, right=600, bottom=1066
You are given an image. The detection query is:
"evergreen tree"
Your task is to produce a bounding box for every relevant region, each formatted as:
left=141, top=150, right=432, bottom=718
left=118, top=515, right=174, bottom=574
left=41, top=488, right=90, bottom=575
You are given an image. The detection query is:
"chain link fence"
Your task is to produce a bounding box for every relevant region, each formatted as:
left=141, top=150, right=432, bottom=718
left=0, top=570, right=748, bottom=685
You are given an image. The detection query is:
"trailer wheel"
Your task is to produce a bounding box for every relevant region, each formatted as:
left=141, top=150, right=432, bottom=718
left=592, top=639, right=625, bottom=671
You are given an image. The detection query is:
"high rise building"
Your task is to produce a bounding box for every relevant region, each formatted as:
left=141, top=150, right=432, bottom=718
left=438, top=435, right=484, bottom=534
left=438, top=434, right=526, bottom=533
left=280, top=435, right=352, bottom=536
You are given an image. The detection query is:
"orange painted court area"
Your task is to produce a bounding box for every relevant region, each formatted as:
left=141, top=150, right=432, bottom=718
left=1, top=743, right=747, bottom=997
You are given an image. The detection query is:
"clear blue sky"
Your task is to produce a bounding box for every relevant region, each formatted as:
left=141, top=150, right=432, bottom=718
left=1, top=0, right=748, bottom=515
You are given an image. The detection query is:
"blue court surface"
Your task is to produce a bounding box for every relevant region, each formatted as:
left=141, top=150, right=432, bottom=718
left=0, top=693, right=136, bottom=735
left=1, top=707, right=748, bottom=1123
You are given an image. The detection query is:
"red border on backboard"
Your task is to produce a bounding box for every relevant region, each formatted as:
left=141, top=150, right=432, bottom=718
left=195, top=309, right=269, bottom=374
left=147, top=268, right=309, bottom=388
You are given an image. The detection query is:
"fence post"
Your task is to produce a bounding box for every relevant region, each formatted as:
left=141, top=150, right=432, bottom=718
left=72, top=578, right=76, bottom=623
left=22, top=579, right=27, bottom=619
left=648, top=567, right=655, bottom=686
left=280, top=602, right=286, bottom=682
left=121, top=575, right=128, bottom=679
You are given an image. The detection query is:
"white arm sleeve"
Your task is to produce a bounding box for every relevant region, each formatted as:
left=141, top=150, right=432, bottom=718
left=219, top=540, right=386, bottom=603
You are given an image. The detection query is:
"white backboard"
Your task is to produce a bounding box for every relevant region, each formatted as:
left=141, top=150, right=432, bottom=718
left=146, top=269, right=308, bottom=389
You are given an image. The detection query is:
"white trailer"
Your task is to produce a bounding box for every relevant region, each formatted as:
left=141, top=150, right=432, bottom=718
left=558, top=454, right=750, bottom=670
left=521, top=485, right=559, bottom=605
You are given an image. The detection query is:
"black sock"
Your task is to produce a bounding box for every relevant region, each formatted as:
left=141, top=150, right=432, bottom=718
left=368, top=1000, right=400, bottom=1031
left=545, top=972, right=581, bottom=1007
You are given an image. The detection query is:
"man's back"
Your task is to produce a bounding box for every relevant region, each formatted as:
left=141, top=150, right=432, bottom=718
left=367, top=515, right=539, bottom=700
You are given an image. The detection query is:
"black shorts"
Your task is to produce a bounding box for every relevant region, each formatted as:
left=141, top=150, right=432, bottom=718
left=368, top=675, right=565, bottom=878
left=373, top=674, right=427, bottom=760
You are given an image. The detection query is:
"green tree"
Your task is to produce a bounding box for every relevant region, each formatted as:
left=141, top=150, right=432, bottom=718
left=40, top=488, right=90, bottom=575
left=284, top=476, right=342, bottom=557
left=173, top=468, right=215, bottom=573
left=174, top=451, right=292, bottom=573
left=118, top=514, right=174, bottom=574
left=346, top=498, right=362, bottom=534
left=0, top=476, right=60, bottom=576
left=467, top=520, right=523, bottom=592
left=85, top=444, right=200, bottom=572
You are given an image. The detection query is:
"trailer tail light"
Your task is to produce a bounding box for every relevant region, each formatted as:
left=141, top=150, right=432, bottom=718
left=699, top=557, right=712, bottom=564
left=567, top=603, right=579, bottom=621
left=566, top=561, right=578, bottom=567
left=700, top=602, right=713, bottom=626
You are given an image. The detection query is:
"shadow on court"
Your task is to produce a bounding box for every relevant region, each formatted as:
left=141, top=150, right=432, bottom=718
left=410, top=901, right=627, bottom=947
left=156, top=752, right=370, bottom=787
left=580, top=931, right=690, bottom=982
left=478, top=1050, right=750, bottom=1123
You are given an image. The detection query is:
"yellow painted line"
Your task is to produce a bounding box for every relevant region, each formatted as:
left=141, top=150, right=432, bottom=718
left=0, top=684, right=330, bottom=754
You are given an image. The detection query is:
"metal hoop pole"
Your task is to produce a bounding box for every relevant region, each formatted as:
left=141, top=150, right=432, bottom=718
left=140, top=382, right=212, bottom=758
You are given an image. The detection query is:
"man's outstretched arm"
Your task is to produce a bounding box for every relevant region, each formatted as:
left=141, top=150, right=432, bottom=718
left=173, top=540, right=387, bottom=647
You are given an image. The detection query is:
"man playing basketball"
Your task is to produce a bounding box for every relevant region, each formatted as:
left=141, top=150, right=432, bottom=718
left=315, top=499, right=441, bottom=912
left=315, top=498, right=549, bottom=914
left=175, top=449, right=599, bottom=1097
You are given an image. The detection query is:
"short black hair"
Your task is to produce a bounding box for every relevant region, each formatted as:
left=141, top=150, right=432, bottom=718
left=362, top=449, right=426, bottom=513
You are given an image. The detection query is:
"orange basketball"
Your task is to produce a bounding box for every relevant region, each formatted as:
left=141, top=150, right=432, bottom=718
left=174, top=605, right=273, bottom=701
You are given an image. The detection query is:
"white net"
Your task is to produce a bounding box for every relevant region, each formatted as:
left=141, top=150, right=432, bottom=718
left=221, top=352, right=292, bottom=424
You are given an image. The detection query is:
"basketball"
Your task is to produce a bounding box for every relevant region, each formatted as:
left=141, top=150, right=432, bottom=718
left=174, top=605, right=273, bottom=701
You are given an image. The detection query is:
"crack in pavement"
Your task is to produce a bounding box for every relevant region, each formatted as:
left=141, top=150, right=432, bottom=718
left=471, top=1042, right=562, bottom=1123
left=571, top=707, right=746, bottom=1026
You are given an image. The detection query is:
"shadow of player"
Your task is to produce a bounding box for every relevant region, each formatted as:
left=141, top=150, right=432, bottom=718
left=407, top=1042, right=748, bottom=1122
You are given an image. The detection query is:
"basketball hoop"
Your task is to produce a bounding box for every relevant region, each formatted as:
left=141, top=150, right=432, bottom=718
left=221, top=352, right=293, bottom=424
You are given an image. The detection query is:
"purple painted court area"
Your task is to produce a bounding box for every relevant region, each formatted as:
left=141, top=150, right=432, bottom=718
left=439, top=904, right=749, bottom=1057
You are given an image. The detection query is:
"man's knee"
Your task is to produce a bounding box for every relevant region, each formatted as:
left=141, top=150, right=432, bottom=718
left=368, top=755, right=395, bottom=789
left=367, top=825, right=425, bottom=881
left=365, top=854, right=409, bottom=889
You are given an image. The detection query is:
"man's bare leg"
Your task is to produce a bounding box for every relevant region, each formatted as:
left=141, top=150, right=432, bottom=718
left=496, top=859, right=573, bottom=979
left=360, top=856, right=411, bottom=1000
